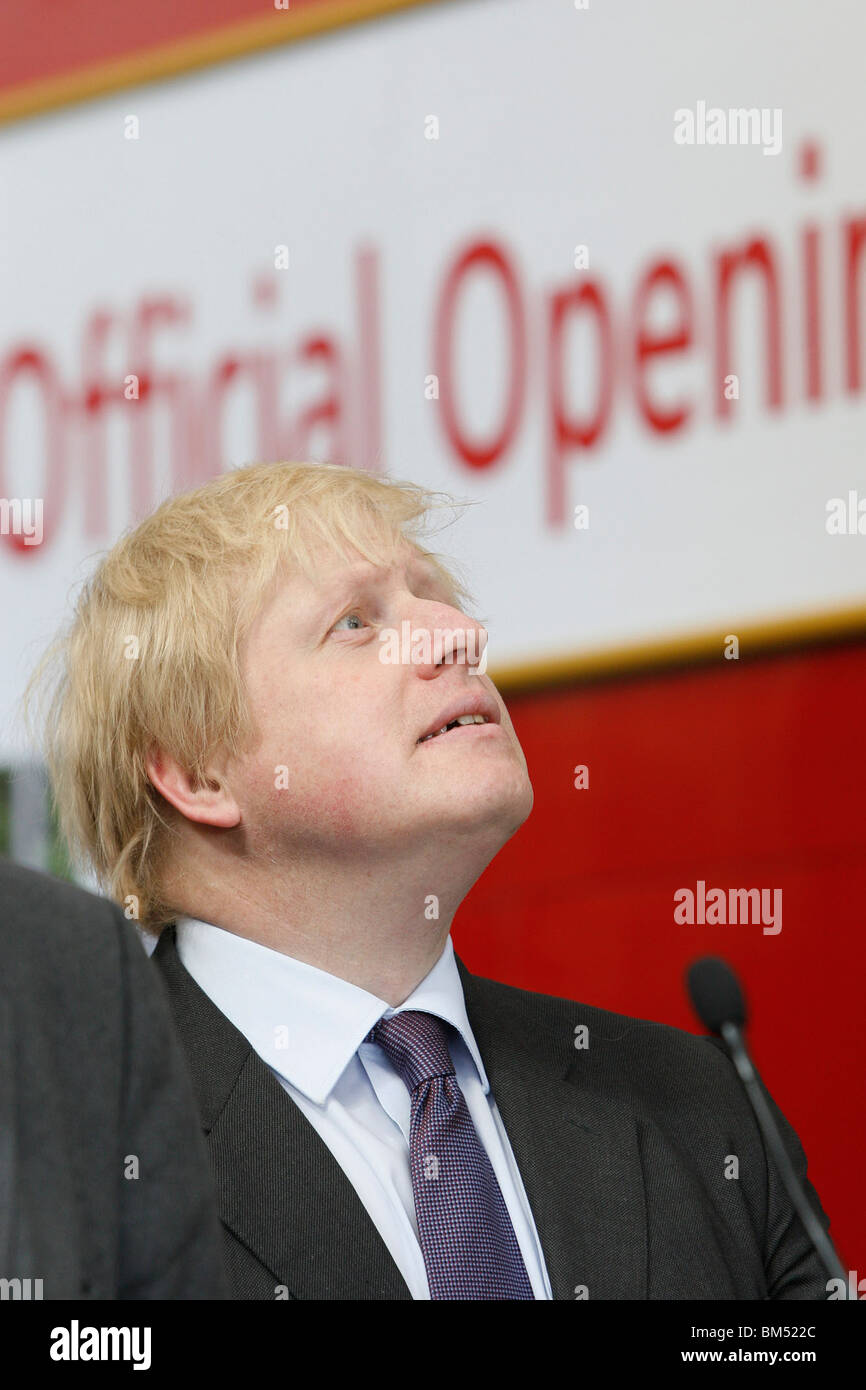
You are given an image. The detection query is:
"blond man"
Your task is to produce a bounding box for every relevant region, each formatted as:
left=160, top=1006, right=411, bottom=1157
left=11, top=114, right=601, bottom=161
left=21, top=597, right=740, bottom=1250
left=31, top=461, right=832, bottom=1300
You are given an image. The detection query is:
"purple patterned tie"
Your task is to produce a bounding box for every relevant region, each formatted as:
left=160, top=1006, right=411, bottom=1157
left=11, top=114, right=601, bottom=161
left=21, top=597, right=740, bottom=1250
left=367, top=1009, right=535, bottom=1300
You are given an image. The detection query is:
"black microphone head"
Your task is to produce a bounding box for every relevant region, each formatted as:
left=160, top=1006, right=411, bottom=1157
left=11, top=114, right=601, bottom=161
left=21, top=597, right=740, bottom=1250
left=687, top=956, right=747, bottom=1033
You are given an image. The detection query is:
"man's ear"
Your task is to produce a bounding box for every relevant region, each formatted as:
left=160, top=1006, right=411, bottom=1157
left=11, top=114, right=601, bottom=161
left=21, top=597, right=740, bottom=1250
left=145, top=746, right=241, bottom=829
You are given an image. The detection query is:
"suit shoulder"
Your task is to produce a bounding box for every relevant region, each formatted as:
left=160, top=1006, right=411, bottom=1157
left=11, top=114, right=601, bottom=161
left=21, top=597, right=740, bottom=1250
left=466, top=968, right=739, bottom=1098
left=0, top=857, right=134, bottom=979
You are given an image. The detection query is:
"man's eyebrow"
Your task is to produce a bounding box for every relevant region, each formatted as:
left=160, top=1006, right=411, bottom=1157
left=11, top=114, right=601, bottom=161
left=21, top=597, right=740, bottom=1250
left=306, top=556, right=451, bottom=624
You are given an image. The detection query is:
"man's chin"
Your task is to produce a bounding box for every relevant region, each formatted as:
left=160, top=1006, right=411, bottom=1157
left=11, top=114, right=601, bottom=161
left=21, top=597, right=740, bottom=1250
left=428, top=775, right=533, bottom=841
left=500, top=781, right=534, bottom=839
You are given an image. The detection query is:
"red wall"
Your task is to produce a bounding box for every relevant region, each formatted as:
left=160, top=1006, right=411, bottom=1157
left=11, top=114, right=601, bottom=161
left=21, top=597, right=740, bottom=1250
left=456, top=639, right=866, bottom=1271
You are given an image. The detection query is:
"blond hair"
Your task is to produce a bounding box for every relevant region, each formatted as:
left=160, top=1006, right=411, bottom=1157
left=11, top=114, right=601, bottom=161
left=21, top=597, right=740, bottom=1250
left=24, top=461, right=473, bottom=933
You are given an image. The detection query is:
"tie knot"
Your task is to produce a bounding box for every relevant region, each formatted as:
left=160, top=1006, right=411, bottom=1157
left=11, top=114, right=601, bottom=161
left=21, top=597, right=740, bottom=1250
left=367, top=1010, right=456, bottom=1093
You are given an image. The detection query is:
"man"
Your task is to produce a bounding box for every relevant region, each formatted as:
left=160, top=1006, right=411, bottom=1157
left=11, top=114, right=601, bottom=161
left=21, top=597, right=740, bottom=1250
left=0, top=858, right=228, bottom=1299
left=29, top=460, right=833, bottom=1299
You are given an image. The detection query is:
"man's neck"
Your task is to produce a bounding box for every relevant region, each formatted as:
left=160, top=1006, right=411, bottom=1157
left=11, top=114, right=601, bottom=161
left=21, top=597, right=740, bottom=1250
left=164, top=849, right=483, bottom=1005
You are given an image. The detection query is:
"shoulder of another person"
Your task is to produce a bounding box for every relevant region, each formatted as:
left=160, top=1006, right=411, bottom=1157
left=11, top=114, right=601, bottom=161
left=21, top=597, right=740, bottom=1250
left=0, top=858, right=132, bottom=973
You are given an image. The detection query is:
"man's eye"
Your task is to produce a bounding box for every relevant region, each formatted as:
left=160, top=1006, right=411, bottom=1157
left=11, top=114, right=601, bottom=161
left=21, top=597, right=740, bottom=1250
left=331, top=611, right=366, bottom=633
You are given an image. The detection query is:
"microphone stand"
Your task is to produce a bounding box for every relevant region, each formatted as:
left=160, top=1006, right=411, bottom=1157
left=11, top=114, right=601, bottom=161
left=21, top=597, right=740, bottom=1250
left=719, top=1020, right=855, bottom=1299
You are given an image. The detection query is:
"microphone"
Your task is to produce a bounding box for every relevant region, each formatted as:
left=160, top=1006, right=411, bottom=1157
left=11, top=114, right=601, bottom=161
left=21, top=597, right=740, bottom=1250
left=686, top=955, right=854, bottom=1299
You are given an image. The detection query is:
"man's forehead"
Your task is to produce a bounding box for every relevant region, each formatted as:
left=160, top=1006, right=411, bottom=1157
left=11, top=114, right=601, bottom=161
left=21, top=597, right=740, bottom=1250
left=255, top=544, right=450, bottom=626
left=297, top=545, right=441, bottom=598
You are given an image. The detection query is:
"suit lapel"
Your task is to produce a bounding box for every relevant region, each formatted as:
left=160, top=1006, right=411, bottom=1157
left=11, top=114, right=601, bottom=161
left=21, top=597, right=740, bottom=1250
left=153, top=925, right=648, bottom=1301
left=153, top=925, right=411, bottom=1300
left=456, top=956, right=648, bottom=1301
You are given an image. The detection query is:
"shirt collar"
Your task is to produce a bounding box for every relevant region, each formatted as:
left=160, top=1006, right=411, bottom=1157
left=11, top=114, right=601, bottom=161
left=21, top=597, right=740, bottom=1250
left=174, top=917, right=490, bottom=1105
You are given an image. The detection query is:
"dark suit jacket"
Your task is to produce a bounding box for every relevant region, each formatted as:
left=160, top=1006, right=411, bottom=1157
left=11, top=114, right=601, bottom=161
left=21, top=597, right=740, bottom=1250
left=0, top=861, right=228, bottom=1299
left=153, top=922, right=833, bottom=1301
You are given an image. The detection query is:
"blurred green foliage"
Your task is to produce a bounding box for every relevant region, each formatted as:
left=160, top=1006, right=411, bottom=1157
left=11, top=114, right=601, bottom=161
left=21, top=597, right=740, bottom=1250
left=0, top=765, right=76, bottom=882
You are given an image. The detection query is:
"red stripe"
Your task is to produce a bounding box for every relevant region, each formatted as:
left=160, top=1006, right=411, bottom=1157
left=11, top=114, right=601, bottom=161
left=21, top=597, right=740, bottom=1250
left=0, top=0, right=347, bottom=93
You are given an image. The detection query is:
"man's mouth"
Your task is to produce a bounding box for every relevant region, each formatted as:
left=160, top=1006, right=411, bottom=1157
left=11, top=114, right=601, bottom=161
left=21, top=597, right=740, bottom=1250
left=417, top=714, right=492, bottom=744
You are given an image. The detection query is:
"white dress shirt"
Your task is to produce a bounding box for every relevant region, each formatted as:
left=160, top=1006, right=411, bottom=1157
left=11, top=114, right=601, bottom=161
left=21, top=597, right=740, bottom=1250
left=175, top=915, right=553, bottom=1300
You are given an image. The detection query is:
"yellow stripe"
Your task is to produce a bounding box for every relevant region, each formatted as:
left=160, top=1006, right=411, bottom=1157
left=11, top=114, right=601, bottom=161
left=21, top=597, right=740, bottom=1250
left=0, top=0, right=442, bottom=127
left=488, top=601, right=866, bottom=691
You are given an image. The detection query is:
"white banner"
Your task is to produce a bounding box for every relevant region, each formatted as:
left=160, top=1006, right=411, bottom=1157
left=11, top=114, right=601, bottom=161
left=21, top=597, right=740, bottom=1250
left=1, top=0, right=865, bottom=757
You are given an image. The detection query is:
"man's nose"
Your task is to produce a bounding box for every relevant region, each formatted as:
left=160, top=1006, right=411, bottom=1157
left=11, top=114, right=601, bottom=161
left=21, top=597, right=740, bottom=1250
left=405, top=598, right=488, bottom=674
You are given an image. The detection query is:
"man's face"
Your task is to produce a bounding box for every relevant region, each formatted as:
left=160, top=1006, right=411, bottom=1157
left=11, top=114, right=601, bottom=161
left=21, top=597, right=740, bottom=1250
left=224, top=542, right=534, bottom=863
